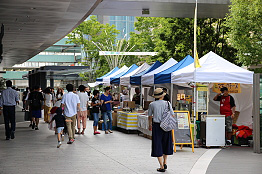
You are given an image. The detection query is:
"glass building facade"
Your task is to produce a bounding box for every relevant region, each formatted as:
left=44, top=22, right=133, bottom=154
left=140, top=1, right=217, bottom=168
left=108, top=16, right=135, bottom=40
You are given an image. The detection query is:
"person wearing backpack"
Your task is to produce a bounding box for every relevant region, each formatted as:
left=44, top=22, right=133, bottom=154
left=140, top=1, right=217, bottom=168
left=28, top=86, right=44, bottom=130
left=148, top=88, right=174, bottom=173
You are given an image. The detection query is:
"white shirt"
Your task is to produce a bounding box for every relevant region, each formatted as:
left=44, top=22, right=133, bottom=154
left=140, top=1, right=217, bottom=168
left=44, top=93, right=53, bottom=107
left=77, top=92, right=89, bottom=111
left=61, top=92, right=80, bottom=117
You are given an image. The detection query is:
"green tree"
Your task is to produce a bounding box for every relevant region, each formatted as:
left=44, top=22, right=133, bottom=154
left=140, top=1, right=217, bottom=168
left=67, top=15, right=120, bottom=82
left=226, top=0, right=262, bottom=66
left=130, top=17, right=237, bottom=64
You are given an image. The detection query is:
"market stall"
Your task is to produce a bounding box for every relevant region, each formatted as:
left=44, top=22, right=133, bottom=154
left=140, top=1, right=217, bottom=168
left=171, top=51, right=254, bottom=146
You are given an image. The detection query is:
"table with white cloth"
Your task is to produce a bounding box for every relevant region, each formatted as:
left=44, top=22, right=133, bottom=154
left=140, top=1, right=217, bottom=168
left=117, top=111, right=139, bottom=130
left=137, top=114, right=152, bottom=136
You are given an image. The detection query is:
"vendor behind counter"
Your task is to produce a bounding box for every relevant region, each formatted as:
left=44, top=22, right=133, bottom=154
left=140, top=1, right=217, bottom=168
left=132, top=87, right=144, bottom=105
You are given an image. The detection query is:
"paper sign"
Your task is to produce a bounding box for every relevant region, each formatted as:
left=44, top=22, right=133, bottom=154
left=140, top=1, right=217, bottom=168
left=177, top=113, right=189, bottom=129
left=212, top=83, right=241, bottom=93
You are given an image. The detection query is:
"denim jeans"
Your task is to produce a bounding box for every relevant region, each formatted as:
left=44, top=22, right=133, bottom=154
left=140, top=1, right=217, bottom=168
left=102, top=110, right=112, bottom=131
left=93, top=112, right=99, bottom=127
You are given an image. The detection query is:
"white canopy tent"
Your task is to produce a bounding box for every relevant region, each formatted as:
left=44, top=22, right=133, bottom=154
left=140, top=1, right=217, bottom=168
left=120, top=63, right=150, bottom=86
left=96, top=65, right=128, bottom=86
left=171, top=51, right=253, bottom=84
left=142, top=58, right=178, bottom=85
left=171, top=51, right=254, bottom=127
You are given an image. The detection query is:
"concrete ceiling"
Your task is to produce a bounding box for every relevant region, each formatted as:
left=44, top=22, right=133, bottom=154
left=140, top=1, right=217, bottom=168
left=0, top=0, right=230, bottom=68
left=0, top=0, right=102, bottom=68
left=92, top=0, right=230, bottom=18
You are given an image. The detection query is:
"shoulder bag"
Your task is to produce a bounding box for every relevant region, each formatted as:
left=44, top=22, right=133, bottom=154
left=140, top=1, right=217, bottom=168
left=160, top=101, right=177, bottom=132
left=100, top=101, right=107, bottom=112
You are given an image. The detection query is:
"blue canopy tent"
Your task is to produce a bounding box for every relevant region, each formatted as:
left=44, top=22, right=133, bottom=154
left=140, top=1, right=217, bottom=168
left=96, top=67, right=119, bottom=82
left=130, top=61, right=162, bottom=85
left=154, top=55, right=194, bottom=84
left=110, top=64, right=138, bottom=84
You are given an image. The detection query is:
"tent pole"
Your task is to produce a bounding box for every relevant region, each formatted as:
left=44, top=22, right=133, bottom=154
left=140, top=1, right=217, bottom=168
left=170, top=83, right=173, bottom=106
left=193, top=0, right=198, bottom=145
left=140, top=84, right=143, bottom=108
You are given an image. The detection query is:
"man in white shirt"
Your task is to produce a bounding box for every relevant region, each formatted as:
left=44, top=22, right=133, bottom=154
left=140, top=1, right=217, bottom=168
left=0, top=80, right=19, bottom=140
left=76, top=85, right=89, bottom=135
left=61, top=84, right=80, bottom=144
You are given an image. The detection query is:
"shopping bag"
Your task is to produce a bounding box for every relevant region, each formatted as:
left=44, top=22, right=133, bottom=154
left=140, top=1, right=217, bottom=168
left=24, top=111, right=31, bottom=121
left=160, top=101, right=177, bottom=132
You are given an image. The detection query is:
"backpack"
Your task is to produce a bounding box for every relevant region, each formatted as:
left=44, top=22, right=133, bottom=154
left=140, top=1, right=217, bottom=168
left=31, top=92, right=42, bottom=109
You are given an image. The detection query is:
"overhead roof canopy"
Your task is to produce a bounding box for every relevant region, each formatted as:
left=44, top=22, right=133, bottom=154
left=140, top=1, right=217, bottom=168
left=0, top=0, right=101, bottom=68
left=1, top=0, right=230, bottom=68
left=92, top=0, right=230, bottom=18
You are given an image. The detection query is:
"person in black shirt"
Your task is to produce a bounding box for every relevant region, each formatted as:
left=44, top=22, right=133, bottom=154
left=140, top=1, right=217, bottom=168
left=28, top=86, right=44, bottom=130
left=91, top=90, right=100, bottom=135
left=49, top=107, right=67, bottom=148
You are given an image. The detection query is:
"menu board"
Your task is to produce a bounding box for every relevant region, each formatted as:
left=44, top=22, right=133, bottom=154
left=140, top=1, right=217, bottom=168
left=174, top=111, right=192, bottom=144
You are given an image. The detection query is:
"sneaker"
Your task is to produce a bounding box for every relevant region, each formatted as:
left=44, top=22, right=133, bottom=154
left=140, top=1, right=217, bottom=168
left=105, top=131, right=109, bottom=134
left=29, top=124, right=32, bottom=127
left=32, top=123, right=35, bottom=129
left=109, top=130, right=113, bottom=133
left=57, top=141, right=62, bottom=148
left=94, top=131, right=100, bottom=135
left=61, top=135, right=64, bottom=141
left=35, top=127, right=39, bottom=130
left=6, top=137, right=10, bottom=140
left=67, top=139, right=74, bottom=144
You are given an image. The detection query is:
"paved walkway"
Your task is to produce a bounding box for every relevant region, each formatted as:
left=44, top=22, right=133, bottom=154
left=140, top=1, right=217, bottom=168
left=0, top=107, right=261, bottom=174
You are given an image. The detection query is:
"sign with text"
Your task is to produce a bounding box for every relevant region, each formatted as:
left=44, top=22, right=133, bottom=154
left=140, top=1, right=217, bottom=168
left=212, top=83, right=241, bottom=93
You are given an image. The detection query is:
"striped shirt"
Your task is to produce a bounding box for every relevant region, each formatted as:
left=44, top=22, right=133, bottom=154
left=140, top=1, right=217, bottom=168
left=0, top=87, right=19, bottom=107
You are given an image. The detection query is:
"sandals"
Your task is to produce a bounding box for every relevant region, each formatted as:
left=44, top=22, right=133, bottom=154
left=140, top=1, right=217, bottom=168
left=157, top=168, right=165, bottom=172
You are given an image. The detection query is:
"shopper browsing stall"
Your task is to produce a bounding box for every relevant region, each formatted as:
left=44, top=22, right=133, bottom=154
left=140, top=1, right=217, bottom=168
left=100, top=87, right=114, bottom=134
left=213, top=87, right=236, bottom=145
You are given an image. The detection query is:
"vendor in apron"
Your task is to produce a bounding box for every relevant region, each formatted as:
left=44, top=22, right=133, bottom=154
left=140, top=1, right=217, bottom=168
left=214, top=87, right=236, bottom=146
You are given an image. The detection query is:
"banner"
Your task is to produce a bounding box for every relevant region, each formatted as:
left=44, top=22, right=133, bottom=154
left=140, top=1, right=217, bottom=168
left=212, top=83, right=241, bottom=93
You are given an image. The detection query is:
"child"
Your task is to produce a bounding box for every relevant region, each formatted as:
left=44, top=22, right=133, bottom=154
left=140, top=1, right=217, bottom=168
left=49, top=107, right=66, bottom=148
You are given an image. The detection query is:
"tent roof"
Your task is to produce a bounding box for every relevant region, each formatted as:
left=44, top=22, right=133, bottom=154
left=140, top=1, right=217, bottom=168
left=110, top=64, right=138, bottom=84
left=142, top=58, right=178, bottom=85
left=130, top=61, right=162, bottom=85
left=154, top=55, right=194, bottom=84
left=96, top=67, right=119, bottom=81
left=171, top=51, right=254, bottom=84
left=120, top=63, right=150, bottom=86
left=100, top=65, right=128, bottom=85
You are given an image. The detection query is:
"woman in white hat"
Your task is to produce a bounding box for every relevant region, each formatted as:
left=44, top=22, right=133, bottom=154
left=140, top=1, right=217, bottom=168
left=148, top=88, right=174, bottom=172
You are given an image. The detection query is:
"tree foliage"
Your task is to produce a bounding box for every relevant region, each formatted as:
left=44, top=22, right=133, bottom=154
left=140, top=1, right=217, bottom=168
left=226, top=0, right=262, bottom=66
left=67, top=15, right=120, bottom=82
left=129, top=17, right=237, bottom=64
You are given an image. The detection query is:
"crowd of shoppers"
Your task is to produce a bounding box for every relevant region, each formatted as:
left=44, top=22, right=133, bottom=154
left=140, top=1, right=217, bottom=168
left=1, top=83, right=116, bottom=147
left=0, top=82, right=175, bottom=172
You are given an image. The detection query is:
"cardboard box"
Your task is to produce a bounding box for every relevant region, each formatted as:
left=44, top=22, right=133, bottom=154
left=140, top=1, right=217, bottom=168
left=112, top=112, right=117, bottom=127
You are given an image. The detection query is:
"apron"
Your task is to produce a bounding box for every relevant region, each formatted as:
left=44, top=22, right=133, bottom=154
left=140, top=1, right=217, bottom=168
left=220, top=95, right=232, bottom=117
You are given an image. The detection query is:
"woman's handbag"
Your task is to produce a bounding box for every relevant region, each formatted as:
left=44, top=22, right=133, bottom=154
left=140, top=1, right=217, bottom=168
left=160, top=101, right=177, bottom=132
left=100, top=102, right=107, bottom=112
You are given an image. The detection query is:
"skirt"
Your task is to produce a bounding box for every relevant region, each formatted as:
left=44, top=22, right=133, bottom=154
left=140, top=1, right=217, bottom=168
left=151, top=122, right=173, bottom=157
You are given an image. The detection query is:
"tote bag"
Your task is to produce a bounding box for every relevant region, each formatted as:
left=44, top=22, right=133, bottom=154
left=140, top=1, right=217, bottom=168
left=160, top=101, right=177, bottom=132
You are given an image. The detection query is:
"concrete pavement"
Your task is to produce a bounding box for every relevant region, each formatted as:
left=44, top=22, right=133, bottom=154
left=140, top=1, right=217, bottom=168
left=0, top=107, right=261, bottom=174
